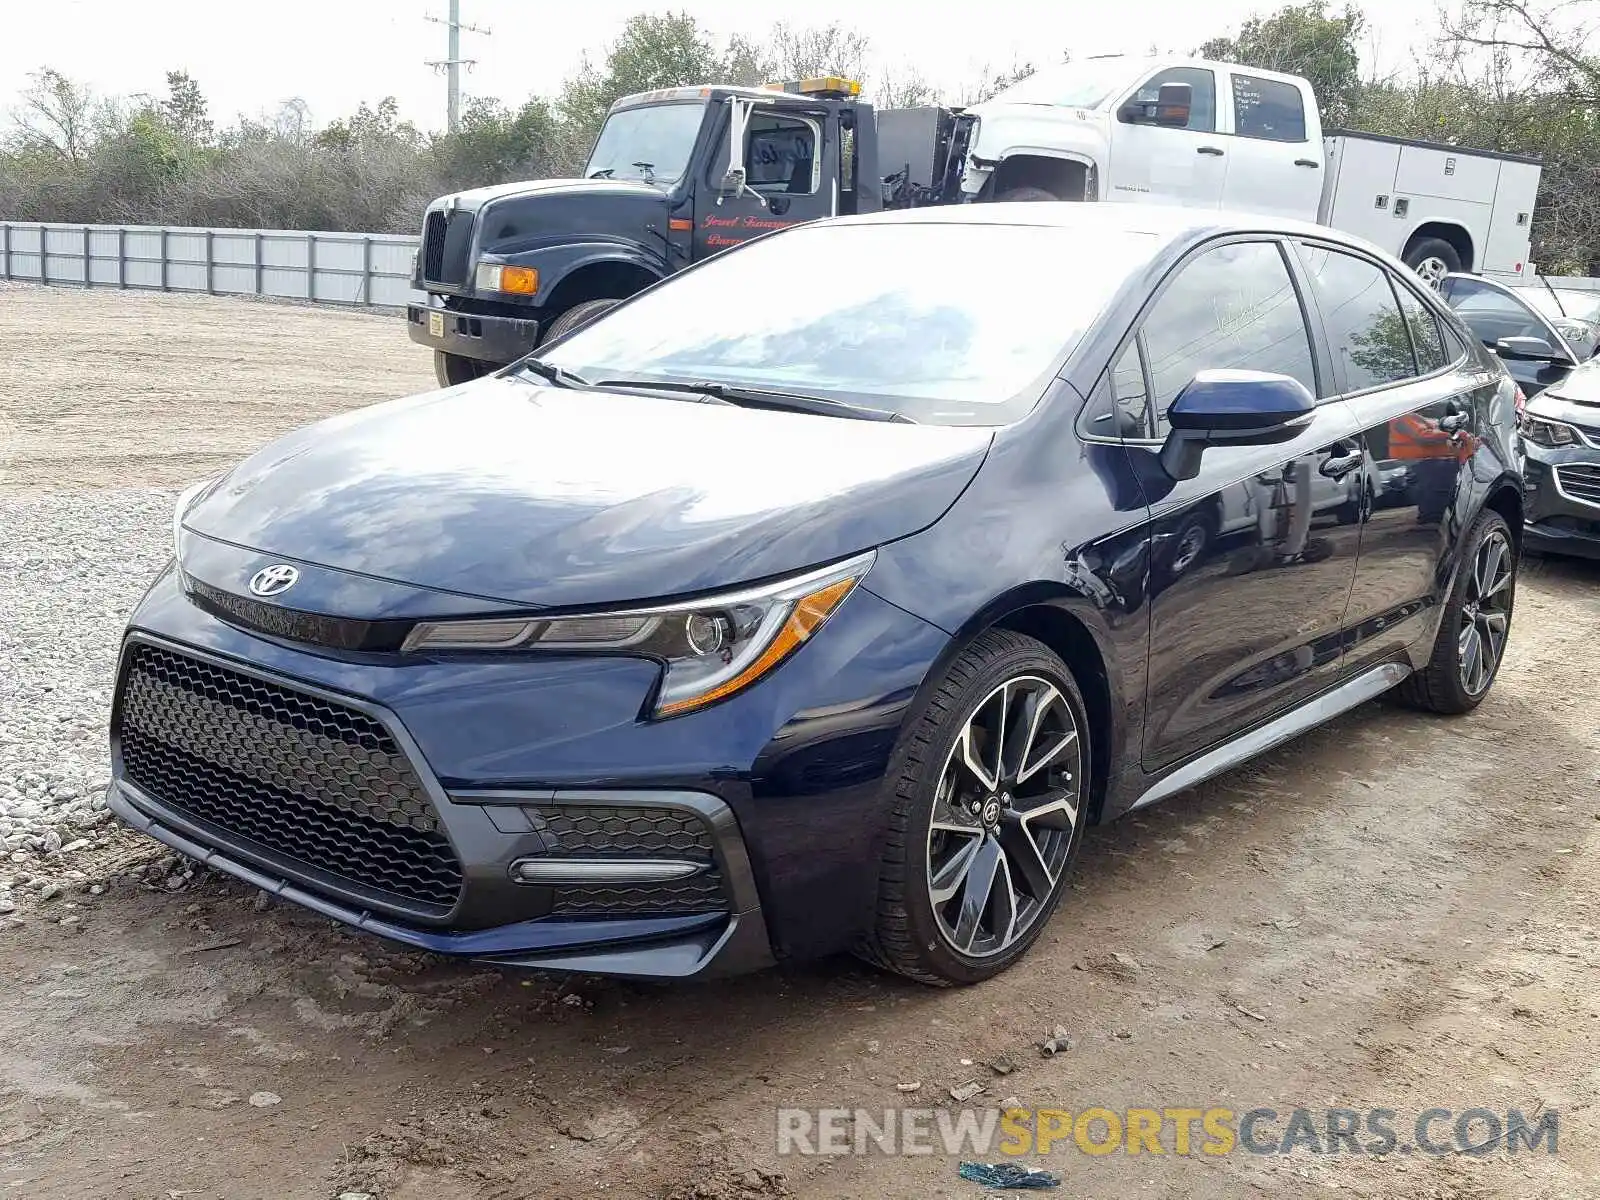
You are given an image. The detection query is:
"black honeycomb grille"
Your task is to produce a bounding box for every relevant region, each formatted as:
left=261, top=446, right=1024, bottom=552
left=117, top=644, right=463, bottom=910
left=527, top=804, right=727, bottom=917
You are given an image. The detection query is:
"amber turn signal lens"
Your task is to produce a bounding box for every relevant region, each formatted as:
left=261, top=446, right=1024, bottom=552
left=499, top=265, right=538, bottom=294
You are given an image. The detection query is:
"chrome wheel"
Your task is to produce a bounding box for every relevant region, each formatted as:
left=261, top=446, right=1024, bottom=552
left=1458, top=529, right=1513, bottom=696
left=1414, top=256, right=1449, bottom=287
left=926, top=675, right=1082, bottom=959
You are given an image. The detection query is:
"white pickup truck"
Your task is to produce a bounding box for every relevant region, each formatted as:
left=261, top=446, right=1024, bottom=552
left=932, top=55, right=1542, bottom=282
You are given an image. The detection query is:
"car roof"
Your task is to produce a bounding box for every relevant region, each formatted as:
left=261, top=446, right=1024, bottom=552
left=825, top=202, right=1389, bottom=257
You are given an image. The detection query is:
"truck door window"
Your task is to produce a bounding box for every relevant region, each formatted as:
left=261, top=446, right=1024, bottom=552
left=1231, top=74, right=1307, bottom=142
left=1130, top=68, right=1216, bottom=133
left=1141, top=240, right=1317, bottom=435
left=744, top=113, right=821, bottom=196
left=1298, top=244, right=1418, bottom=391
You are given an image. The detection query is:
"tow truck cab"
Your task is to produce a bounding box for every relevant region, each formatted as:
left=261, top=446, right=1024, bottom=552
left=406, top=78, right=883, bottom=387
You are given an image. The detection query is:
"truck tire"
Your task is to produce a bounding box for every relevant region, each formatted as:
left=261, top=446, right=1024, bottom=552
left=996, top=186, right=1060, bottom=203
left=541, top=298, right=621, bottom=346
left=434, top=351, right=492, bottom=389
left=1403, top=238, right=1461, bottom=287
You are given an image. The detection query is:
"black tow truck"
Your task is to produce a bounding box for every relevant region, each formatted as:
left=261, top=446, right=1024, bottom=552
left=405, top=76, right=985, bottom=386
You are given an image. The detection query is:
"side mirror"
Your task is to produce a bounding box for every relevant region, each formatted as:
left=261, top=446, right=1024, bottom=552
left=1120, top=82, right=1192, bottom=128
left=1158, top=369, right=1315, bottom=481
left=1493, top=335, right=1561, bottom=362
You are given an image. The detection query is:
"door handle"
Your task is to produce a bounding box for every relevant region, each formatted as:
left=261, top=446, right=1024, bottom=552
left=1319, top=442, right=1365, bottom=479
left=1294, top=158, right=1320, bottom=168
left=1197, top=146, right=1225, bottom=156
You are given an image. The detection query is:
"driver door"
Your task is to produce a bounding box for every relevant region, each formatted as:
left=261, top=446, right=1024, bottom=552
left=1104, top=67, right=1228, bottom=209
left=694, top=105, right=837, bottom=262
left=1438, top=274, right=1580, bottom=396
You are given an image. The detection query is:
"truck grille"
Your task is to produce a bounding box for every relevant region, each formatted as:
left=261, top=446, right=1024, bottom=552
left=1556, top=463, right=1600, bottom=506
left=421, top=207, right=475, bottom=287
left=527, top=803, right=728, bottom=917
left=116, top=643, right=463, bottom=911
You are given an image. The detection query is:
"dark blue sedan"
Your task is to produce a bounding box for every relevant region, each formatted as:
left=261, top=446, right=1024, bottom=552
left=110, top=205, right=1524, bottom=986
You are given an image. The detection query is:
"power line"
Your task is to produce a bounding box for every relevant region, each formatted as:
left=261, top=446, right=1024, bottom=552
left=425, top=0, right=491, bottom=134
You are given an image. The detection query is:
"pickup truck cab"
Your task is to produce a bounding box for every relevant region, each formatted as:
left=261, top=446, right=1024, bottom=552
left=960, top=56, right=1541, bottom=280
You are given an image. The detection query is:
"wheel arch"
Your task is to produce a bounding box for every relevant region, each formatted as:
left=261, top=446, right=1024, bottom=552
left=1405, top=222, right=1475, bottom=273
left=991, top=153, right=1093, bottom=201
left=542, top=255, right=663, bottom=315
left=913, top=585, right=1125, bottom=826
left=1482, top=473, right=1524, bottom=547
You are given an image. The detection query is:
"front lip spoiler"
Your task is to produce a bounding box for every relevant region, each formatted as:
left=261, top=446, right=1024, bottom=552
left=108, top=781, right=776, bottom=981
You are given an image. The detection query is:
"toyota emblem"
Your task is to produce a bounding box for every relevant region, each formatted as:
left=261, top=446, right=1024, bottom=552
left=248, top=564, right=300, bottom=598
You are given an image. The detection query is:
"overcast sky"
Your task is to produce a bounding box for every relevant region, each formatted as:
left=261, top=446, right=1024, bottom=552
left=4, top=0, right=1444, bottom=134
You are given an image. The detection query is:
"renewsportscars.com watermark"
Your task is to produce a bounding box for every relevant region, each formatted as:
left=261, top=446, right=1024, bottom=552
left=776, top=1106, right=1558, bottom=1158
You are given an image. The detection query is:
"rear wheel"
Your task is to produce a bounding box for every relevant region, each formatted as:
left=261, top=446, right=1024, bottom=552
left=856, top=629, right=1089, bottom=986
left=1403, top=238, right=1462, bottom=288
left=541, top=298, right=621, bottom=345
left=996, top=186, right=1060, bottom=203
left=1398, top=509, right=1516, bottom=714
left=433, top=351, right=492, bottom=389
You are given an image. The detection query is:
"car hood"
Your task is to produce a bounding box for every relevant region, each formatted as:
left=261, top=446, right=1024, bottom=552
left=183, top=376, right=993, bottom=610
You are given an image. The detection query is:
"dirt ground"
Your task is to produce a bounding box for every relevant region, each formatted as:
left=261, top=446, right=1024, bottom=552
left=2, top=283, right=1598, bottom=1200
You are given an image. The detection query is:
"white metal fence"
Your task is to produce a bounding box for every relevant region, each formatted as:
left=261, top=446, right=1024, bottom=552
left=1, top=217, right=1594, bottom=312
left=0, top=221, right=423, bottom=309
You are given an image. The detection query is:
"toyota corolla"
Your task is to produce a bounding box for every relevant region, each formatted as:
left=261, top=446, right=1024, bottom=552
left=109, top=205, right=1522, bottom=986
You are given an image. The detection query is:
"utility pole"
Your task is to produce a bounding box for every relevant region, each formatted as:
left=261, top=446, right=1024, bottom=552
left=425, top=0, right=491, bottom=133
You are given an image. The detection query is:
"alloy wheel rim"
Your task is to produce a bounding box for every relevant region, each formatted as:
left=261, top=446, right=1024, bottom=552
left=1458, top=529, right=1513, bottom=696
left=1415, top=257, right=1449, bottom=286
left=926, top=675, right=1082, bottom=959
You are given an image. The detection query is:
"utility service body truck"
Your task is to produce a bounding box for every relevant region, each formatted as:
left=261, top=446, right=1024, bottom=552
left=407, top=56, right=1543, bottom=385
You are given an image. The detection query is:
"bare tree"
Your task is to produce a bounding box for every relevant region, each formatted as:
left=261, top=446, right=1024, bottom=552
left=1447, top=0, right=1600, bottom=101
left=9, top=68, right=97, bottom=161
left=770, top=21, right=872, bottom=82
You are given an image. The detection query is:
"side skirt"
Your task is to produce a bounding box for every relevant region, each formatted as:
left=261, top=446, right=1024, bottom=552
left=1128, top=662, right=1412, bottom=813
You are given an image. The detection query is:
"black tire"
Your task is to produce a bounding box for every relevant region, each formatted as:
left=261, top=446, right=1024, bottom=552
left=854, top=629, right=1091, bottom=986
left=541, top=298, right=621, bottom=345
left=1403, top=237, right=1462, bottom=287
left=996, top=186, right=1060, bottom=203
left=1397, top=508, right=1516, bottom=715
left=434, top=351, right=492, bottom=389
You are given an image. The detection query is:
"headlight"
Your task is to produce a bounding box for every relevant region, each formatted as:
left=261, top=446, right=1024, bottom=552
left=1518, top=412, right=1579, bottom=448
left=401, top=552, right=874, bottom=718
left=171, top=477, right=217, bottom=564
left=475, top=263, right=538, bottom=295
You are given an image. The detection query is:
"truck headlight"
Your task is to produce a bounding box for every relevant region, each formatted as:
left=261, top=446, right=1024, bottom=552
left=401, top=552, right=874, bottom=718
left=475, top=263, right=539, bottom=295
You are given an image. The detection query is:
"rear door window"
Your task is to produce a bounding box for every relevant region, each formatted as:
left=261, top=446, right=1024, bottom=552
left=1231, top=74, right=1308, bottom=142
left=1298, top=244, right=1417, bottom=392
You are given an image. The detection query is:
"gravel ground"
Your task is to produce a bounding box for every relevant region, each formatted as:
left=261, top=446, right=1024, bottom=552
left=0, top=490, right=174, bottom=903
left=1, top=282, right=1598, bottom=1200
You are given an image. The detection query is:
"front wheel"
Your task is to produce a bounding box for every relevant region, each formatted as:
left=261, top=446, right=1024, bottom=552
left=855, top=629, right=1090, bottom=986
left=995, top=186, right=1060, bottom=202
left=540, top=298, right=621, bottom=345
left=1398, top=509, right=1516, bottom=714
left=433, top=351, right=493, bottom=389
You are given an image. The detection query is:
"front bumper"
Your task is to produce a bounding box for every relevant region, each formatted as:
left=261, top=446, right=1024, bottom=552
left=1521, top=447, right=1600, bottom=561
left=107, top=559, right=950, bottom=978
left=406, top=301, right=542, bottom=366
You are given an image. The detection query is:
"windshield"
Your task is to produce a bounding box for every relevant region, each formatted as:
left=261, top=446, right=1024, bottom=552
left=986, top=59, right=1135, bottom=110
left=540, top=220, right=1161, bottom=425
left=1520, top=286, right=1600, bottom=324
left=584, top=101, right=705, bottom=185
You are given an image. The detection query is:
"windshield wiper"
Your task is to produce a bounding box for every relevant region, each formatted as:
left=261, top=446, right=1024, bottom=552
left=587, top=168, right=615, bottom=179
left=592, top=378, right=916, bottom=423
left=516, top=358, right=593, bottom=389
